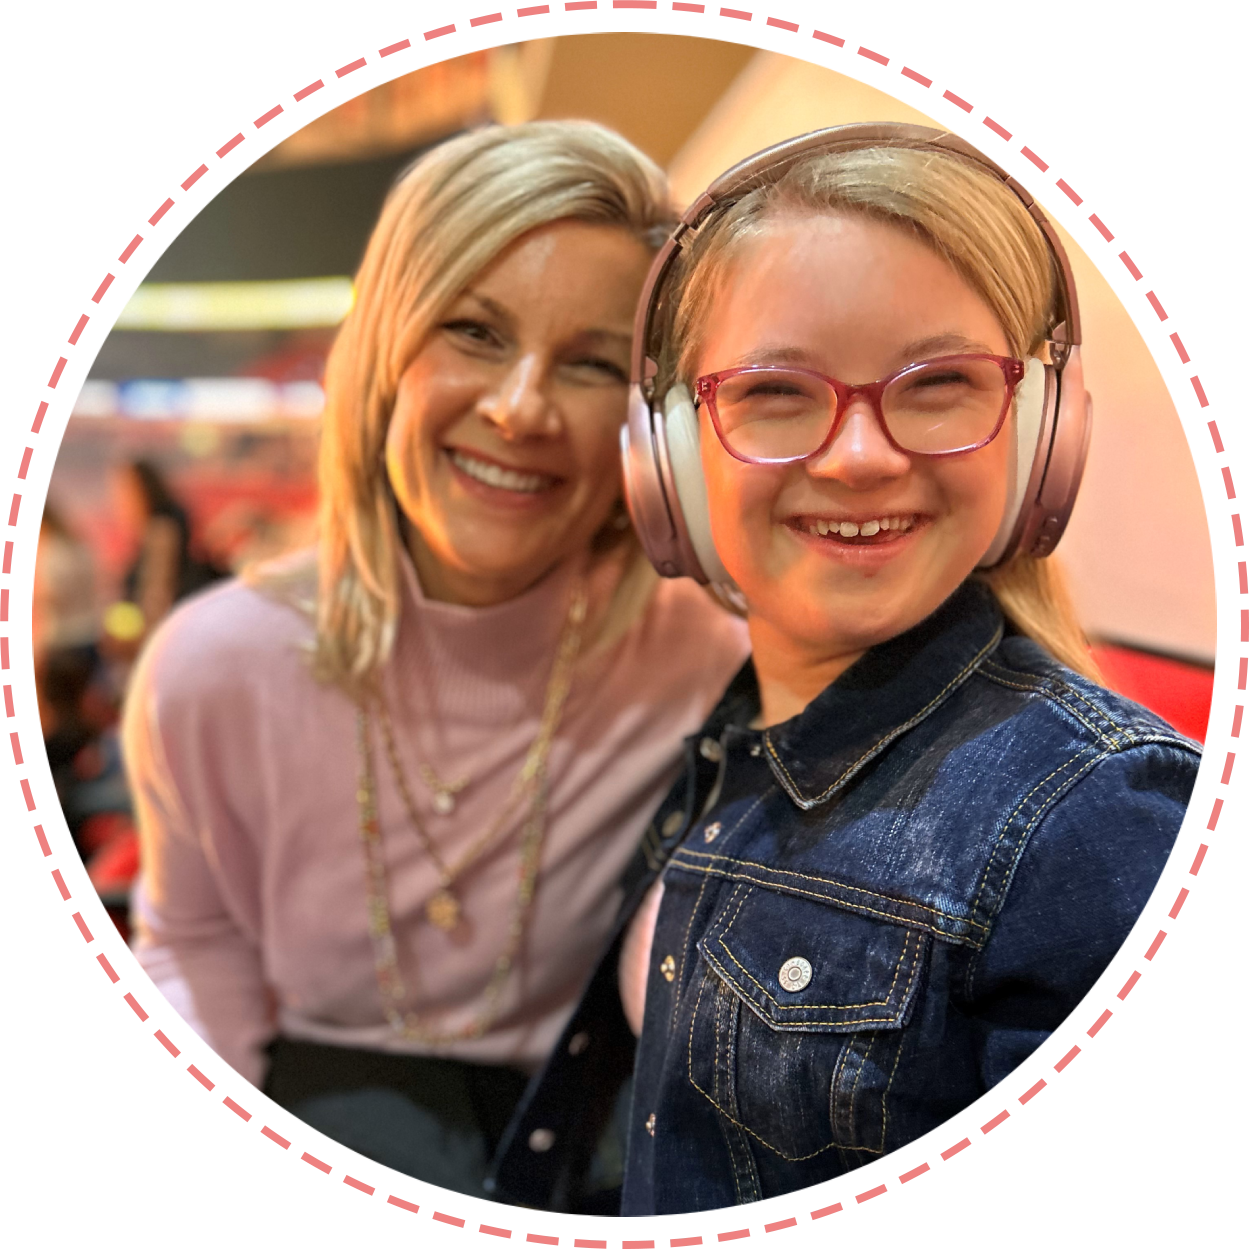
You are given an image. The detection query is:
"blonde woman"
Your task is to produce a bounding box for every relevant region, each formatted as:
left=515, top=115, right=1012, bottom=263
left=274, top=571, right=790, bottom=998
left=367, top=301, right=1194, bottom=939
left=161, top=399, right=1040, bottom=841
left=492, top=128, right=1199, bottom=1213
left=123, top=122, right=749, bottom=1198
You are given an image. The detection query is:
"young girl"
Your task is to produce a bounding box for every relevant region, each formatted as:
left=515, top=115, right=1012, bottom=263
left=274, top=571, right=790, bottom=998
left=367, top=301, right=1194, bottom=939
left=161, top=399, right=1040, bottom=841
left=490, top=125, right=1200, bottom=1214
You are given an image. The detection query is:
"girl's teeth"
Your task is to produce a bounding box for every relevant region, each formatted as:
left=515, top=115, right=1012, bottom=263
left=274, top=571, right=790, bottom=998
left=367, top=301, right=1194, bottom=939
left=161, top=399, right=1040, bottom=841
left=805, top=515, right=913, bottom=537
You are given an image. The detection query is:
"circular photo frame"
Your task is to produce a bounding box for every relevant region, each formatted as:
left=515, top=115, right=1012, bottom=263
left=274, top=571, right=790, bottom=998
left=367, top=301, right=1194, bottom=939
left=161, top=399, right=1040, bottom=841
left=3, top=3, right=1242, bottom=1246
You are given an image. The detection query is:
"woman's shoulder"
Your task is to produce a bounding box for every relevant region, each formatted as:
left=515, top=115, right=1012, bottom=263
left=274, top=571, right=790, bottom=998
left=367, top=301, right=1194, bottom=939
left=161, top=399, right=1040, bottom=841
left=135, top=551, right=318, bottom=705
left=637, top=577, right=752, bottom=663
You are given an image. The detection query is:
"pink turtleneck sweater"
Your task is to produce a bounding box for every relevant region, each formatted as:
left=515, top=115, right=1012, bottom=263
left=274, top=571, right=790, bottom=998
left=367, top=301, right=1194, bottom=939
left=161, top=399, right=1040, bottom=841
left=125, top=552, right=748, bottom=1086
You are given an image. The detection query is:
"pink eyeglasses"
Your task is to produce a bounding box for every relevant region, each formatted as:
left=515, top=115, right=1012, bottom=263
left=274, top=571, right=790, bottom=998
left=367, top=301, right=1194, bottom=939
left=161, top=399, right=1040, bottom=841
left=694, top=354, right=1026, bottom=464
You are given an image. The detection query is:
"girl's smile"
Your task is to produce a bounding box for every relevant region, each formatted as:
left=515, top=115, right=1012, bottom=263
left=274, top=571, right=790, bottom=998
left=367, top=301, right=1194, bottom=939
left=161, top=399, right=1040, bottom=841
left=694, top=211, right=1015, bottom=720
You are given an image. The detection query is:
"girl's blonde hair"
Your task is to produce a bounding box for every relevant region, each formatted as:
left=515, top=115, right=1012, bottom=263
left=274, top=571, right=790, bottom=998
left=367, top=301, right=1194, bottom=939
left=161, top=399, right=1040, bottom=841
left=662, top=142, right=1098, bottom=679
left=259, top=121, right=674, bottom=691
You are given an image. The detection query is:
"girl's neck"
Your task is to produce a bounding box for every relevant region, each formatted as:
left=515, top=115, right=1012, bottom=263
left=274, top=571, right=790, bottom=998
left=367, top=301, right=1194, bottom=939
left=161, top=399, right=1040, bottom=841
left=747, top=615, right=865, bottom=729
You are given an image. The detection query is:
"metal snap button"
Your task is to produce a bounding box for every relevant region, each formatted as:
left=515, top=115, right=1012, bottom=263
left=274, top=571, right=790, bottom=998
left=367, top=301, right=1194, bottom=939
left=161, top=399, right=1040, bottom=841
left=645, top=1112, right=657, bottom=1137
left=699, top=737, right=724, bottom=762
left=528, top=1128, right=557, bottom=1152
left=703, top=821, right=722, bottom=843
left=660, top=954, right=676, bottom=982
left=778, top=956, right=812, bottom=992
left=749, top=742, right=762, bottom=758
left=568, top=1031, right=590, bottom=1056
left=661, top=811, right=684, bottom=838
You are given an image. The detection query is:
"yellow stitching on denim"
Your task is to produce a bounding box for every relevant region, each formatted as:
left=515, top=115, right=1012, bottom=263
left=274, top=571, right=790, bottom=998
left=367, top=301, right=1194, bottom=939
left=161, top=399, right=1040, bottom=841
left=978, top=665, right=1111, bottom=742
left=965, top=749, right=1110, bottom=994
left=968, top=745, right=1101, bottom=919
left=984, top=748, right=1109, bottom=901
left=763, top=627, right=1002, bottom=806
left=678, top=865, right=979, bottom=945
left=690, top=951, right=925, bottom=1162
left=672, top=849, right=982, bottom=930
left=978, top=663, right=1128, bottom=747
left=876, top=1025, right=908, bottom=1153
left=689, top=1080, right=841, bottom=1161
left=710, top=916, right=918, bottom=1012
left=704, top=928, right=924, bottom=1029
left=670, top=870, right=715, bottom=1034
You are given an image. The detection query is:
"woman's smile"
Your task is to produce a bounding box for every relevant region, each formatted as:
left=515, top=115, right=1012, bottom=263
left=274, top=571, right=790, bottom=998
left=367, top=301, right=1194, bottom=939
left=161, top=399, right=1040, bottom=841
left=385, top=218, right=654, bottom=605
left=444, top=446, right=565, bottom=502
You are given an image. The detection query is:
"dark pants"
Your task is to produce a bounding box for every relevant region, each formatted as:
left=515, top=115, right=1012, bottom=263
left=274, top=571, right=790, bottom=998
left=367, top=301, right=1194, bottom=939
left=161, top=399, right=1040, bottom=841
left=263, top=1037, right=530, bottom=1199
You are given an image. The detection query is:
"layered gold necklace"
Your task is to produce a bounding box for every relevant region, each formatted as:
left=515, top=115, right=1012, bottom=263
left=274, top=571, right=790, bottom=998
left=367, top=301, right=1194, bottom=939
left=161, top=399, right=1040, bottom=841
left=354, top=576, right=588, bottom=1043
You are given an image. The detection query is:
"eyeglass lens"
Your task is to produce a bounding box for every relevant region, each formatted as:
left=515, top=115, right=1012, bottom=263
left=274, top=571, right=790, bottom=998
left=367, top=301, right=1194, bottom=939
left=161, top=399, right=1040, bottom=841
left=711, top=358, right=1009, bottom=459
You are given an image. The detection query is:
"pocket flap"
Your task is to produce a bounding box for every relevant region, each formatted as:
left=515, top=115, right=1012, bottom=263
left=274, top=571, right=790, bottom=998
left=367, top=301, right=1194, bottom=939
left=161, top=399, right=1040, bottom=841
left=698, top=884, right=928, bottom=1032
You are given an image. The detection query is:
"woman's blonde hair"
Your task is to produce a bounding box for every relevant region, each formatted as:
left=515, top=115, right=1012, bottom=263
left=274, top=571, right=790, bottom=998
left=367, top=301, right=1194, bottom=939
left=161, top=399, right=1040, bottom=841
left=262, top=121, right=674, bottom=690
left=662, top=142, right=1099, bottom=679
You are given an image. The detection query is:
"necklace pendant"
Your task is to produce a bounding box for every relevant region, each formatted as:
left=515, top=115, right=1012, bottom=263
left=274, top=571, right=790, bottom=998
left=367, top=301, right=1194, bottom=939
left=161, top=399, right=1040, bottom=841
left=426, top=888, right=461, bottom=931
left=432, top=790, right=456, bottom=816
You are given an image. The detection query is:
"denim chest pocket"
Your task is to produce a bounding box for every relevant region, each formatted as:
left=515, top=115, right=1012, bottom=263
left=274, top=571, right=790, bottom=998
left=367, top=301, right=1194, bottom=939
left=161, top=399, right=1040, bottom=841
left=687, top=882, right=929, bottom=1162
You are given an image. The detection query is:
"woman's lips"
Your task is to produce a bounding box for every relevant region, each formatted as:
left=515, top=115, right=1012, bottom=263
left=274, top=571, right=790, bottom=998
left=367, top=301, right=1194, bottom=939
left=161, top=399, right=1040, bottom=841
left=443, top=447, right=570, bottom=511
left=446, top=447, right=562, bottom=494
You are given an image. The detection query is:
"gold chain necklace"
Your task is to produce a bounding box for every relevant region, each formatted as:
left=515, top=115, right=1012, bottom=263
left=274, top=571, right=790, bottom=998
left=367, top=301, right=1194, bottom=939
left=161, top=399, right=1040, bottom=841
left=355, top=577, right=588, bottom=1042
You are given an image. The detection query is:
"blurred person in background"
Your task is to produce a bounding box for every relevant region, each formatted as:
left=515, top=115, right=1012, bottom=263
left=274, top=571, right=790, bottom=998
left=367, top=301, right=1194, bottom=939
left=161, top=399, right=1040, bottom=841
left=36, top=504, right=106, bottom=834
left=123, top=121, right=749, bottom=1204
left=112, top=458, right=228, bottom=643
left=34, top=504, right=99, bottom=668
left=37, top=505, right=137, bottom=932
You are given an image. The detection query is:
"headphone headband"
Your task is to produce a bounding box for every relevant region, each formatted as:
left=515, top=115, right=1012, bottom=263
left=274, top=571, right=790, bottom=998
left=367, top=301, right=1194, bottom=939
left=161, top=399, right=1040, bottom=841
left=630, top=122, right=1082, bottom=392
left=623, top=121, right=1093, bottom=584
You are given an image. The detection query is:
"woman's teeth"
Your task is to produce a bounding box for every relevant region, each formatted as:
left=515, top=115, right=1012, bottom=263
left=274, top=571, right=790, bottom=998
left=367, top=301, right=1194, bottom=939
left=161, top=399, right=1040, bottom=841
left=805, top=516, right=914, bottom=538
left=450, top=450, right=554, bottom=494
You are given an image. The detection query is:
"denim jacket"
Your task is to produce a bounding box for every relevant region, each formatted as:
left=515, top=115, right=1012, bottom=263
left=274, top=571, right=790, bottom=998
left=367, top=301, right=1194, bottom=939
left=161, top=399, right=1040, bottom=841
left=490, top=580, right=1200, bottom=1215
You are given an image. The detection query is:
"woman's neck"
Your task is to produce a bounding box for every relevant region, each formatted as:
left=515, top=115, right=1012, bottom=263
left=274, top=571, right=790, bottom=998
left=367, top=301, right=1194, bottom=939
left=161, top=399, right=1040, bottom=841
left=747, top=615, right=865, bottom=729
left=402, top=520, right=574, bottom=609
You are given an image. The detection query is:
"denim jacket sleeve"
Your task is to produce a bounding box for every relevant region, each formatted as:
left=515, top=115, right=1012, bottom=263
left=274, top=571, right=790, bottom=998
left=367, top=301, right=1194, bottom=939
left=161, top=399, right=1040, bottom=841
left=963, top=740, right=1198, bottom=1088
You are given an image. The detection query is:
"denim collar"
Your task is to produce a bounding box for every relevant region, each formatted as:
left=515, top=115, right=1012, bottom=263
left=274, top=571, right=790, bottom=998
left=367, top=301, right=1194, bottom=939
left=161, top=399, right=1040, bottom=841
left=761, top=579, right=1004, bottom=810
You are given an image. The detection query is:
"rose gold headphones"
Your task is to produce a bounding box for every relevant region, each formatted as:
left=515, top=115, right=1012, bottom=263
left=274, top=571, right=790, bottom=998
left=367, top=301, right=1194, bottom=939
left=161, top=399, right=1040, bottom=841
left=620, top=122, right=1093, bottom=585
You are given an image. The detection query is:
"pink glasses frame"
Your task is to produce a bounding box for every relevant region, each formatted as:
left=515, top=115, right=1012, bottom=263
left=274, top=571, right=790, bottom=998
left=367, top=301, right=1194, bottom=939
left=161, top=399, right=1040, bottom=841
left=694, top=353, right=1027, bottom=465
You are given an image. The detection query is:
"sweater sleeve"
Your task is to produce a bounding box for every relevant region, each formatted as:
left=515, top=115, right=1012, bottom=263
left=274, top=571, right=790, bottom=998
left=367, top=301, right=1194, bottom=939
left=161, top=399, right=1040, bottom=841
left=124, top=620, right=276, bottom=1088
left=964, top=740, right=1198, bottom=1089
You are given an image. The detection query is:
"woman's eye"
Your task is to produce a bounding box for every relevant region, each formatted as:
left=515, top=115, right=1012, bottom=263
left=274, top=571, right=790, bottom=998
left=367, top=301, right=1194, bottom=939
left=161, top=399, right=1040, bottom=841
left=441, top=319, right=503, bottom=349
left=567, top=357, right=630, bottom=380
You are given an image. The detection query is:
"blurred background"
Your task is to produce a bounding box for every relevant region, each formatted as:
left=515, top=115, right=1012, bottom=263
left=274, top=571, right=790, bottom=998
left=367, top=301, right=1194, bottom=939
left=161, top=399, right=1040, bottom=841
left=38, top=34, right=1214, bottom=935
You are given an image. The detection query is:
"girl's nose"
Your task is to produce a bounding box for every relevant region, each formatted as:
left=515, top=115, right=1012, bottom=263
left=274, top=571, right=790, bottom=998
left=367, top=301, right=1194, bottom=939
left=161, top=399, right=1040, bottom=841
left=808, top=401, right=911, bottom=486
left=477, top=355, right=561, bottom=440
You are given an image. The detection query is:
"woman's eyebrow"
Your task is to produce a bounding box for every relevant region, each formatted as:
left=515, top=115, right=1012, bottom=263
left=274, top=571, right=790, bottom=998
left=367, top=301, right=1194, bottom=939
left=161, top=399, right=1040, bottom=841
left=576, top=327, right=634, bottom=350
left=463, top=291, right=514, bottom=324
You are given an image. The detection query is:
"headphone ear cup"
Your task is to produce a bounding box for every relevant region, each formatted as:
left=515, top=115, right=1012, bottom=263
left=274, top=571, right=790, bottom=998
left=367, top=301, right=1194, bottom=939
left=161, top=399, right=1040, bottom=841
left=662, top=385, right=735, bottom=586
left=621, top=383, right=682, bottom=577
left=979, top=357, right=1050, bottom=569
left=1027, top=346, right=1092, bottom=559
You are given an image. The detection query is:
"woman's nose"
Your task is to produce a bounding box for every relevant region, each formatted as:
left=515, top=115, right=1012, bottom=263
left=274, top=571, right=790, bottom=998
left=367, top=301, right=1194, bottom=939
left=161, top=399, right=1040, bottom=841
left=477, top=354, right=561, bottom=440
left=808, top=401, right=911, bottom=486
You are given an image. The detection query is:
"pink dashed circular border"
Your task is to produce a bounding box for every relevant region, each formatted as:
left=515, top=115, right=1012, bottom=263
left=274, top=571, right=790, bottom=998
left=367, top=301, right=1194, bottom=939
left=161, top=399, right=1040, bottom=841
left=12, top=4, right=1242, bottom=1241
